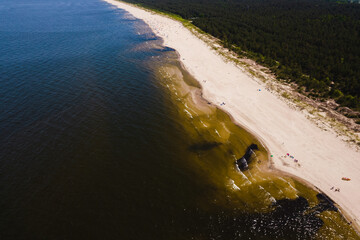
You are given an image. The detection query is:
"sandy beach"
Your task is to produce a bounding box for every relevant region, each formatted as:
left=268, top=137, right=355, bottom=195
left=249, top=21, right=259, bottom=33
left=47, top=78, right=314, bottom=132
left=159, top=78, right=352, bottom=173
left=104, top=0, right=360, bottom=230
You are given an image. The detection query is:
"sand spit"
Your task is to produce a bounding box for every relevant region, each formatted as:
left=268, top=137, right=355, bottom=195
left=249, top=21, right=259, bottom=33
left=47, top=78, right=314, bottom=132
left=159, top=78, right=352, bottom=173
left=103, top=0, right=360, bottom=230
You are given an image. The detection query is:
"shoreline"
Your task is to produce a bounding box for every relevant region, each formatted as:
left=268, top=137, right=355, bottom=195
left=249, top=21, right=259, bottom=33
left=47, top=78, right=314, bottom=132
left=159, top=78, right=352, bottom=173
left=103, top=0, right=360, bottom=233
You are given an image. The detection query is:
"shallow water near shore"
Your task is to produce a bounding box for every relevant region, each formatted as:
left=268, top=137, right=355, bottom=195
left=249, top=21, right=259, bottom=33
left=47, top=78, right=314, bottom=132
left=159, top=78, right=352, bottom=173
left=0, top=0, right=359, bottom=239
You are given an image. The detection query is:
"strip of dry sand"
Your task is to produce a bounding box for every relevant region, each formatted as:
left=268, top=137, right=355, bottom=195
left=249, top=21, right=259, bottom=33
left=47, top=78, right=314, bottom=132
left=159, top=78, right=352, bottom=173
left=103, top=0, right=360, bottom=230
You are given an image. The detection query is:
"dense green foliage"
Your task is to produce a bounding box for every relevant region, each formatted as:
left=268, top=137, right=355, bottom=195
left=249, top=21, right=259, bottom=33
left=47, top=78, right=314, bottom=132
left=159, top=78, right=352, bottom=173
left=123, top=0, right=360, bottom=110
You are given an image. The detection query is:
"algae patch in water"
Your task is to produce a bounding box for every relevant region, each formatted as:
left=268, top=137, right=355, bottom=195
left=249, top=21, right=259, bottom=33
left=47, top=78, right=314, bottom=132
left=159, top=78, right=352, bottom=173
left=155, top=61, right=359, bottom=239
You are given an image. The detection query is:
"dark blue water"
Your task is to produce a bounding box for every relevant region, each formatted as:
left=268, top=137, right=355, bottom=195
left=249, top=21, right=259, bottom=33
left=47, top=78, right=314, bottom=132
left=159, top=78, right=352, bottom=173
left=0, top=0, right=195, bottom=238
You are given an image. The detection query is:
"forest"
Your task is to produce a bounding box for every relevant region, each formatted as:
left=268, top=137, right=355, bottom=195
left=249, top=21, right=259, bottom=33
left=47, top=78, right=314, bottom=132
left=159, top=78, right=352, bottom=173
left=122, top=0, right=360, bottom=111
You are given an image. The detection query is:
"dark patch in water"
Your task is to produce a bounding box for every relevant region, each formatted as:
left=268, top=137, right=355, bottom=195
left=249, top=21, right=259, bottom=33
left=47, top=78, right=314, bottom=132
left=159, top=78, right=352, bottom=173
left=247, top=194, right=338, bottom=239
left=235, top=144, right=258, bottom=171
left=252, top=194, right=338, bottom=238
left=315, top=193, right=338, bottom=212
left=190, top=195, right=337, bottom=239
left=189, top=141, right=222, bottom=152
left=256, top=197, right=324, bottom=239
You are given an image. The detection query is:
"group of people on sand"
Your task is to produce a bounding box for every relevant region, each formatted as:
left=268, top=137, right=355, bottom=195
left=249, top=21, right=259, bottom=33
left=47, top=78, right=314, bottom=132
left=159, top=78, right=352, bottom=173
left=330, top=186, right=340, bottom=192
left=285, top=153, right=299, bottom=163
left=329, top=177, right=351, bottom=192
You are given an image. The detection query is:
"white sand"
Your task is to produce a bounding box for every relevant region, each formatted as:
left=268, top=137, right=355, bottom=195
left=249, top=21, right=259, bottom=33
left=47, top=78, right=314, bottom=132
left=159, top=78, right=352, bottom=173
left=104, top=0, right=360, bottom=228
